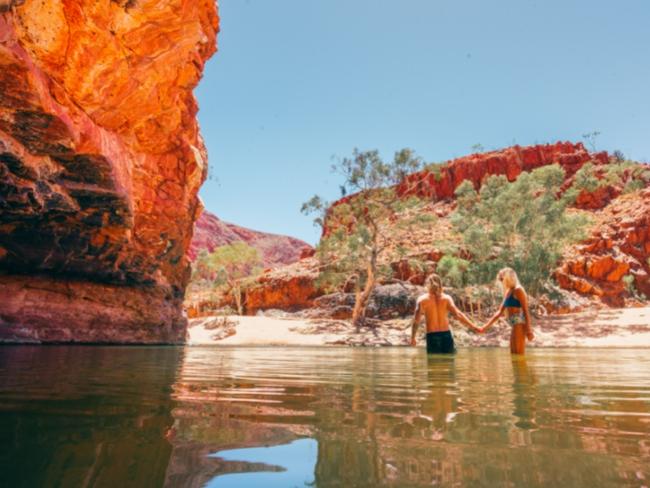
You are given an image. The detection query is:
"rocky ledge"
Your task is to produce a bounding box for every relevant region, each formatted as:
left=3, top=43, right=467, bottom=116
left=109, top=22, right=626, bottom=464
left=0, top=0, right=219, bottom=343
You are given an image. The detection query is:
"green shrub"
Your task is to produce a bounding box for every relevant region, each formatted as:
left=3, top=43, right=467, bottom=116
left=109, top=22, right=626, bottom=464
left=450, top=164, right=589, bottom=295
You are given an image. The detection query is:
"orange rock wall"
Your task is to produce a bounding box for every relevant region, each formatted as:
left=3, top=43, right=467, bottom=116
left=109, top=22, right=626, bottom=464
left=0, top=0, right=219, bottom=342
left=557, top=188, right=650, bottom=306
left=396, top=141, right=608, bottom=201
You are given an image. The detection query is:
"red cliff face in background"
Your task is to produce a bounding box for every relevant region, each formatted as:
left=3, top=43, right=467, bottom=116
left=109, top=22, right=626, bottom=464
left=0, top=0, right=219, bottom=343
left=188, top=210, right=313, bottom=268
left=246, top=142, right=650, bottom=316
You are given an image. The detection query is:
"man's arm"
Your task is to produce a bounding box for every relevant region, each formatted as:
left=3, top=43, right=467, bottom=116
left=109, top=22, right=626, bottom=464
left=447, top=296, right=480, bottom=332
left=410, top=300, right=423, bottom=346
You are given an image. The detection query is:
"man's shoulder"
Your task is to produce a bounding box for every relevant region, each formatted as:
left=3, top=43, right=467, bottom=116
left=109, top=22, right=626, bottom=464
left=441, top=293, right=455, bottom=304
left=416, top=293, right=429, bottom=304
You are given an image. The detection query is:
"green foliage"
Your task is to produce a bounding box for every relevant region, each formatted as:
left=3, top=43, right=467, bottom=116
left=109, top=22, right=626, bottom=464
left=605, top=161, right=650, bottom=193
left=572, top=163, right=600, bottom=193
left=191, top=242, right=262, bottom=285
left=450, top=164, right=589, bottom=295
left=302, top=148, right=430, bottom=323
left=571, top=160, right=650, bottom=195
left=436, top=255, right=470, bottom=289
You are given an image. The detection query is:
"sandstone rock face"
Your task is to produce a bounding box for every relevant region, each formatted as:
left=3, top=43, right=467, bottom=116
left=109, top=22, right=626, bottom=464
left=557, top=188, right=650, bottom=306
left=189, top=210, right=313, bottom=268
left=0, top=1, right=219, bottom=342
left=244, top=271, right=322, bottom=315
left=396, top=141, right=608, bottom=201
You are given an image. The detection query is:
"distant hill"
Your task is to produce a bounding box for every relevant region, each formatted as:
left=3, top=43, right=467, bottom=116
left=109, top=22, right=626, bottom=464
left=188, top=210, right=313, bottom=268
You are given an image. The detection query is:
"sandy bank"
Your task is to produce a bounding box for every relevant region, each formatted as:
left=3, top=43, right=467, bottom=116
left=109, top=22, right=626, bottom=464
left=188, top=306, right=650, bottom=347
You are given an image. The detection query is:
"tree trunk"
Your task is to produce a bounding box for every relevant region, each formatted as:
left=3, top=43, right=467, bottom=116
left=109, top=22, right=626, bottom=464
left=231, top=282, right=243, bottom=315
left=352, top=254, right=377, bottom=328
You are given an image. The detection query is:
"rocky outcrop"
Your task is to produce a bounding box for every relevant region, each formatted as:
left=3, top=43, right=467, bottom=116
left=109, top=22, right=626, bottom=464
left=243, top=270, right=322, bottom=315
left=556, top=188, right=650, bottom=306
left=188, top=210, right=312, bottom=268
left=0, top=1, right=219, bottom=342
left=396, top=141, right=608, bottom=201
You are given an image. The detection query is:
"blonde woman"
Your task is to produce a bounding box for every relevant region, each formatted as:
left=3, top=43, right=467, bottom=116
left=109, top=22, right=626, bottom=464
left=482, top=268, right=534, bottom=354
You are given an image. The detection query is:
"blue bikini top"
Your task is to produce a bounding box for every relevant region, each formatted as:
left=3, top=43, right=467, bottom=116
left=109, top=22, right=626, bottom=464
left=503, top=290, right=522, bottom=308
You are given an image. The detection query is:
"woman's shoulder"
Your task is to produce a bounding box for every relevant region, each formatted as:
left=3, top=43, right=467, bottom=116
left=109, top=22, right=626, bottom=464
left=513, top=286, right=527, bottom=297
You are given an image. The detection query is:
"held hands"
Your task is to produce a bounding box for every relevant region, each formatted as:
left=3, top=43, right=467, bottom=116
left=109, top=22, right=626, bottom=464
left=526, top=330, right=535, bottom=341
left=410, top=337, right=417, bottom=347
left=470, top=322, right=485, bottom=334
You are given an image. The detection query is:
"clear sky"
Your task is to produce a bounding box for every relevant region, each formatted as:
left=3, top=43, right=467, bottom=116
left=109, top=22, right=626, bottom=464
left=195, top=0, right=650, bottom=245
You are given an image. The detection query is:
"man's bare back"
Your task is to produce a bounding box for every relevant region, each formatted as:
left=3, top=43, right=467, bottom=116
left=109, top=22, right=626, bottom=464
left=410, top=285, right=478, bottom=349
left=415, top=292, right=453, bottom=333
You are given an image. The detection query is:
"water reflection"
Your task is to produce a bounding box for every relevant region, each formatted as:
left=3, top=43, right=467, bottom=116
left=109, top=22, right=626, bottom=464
left=1, top=346, right=649, bottom=487
left=206, top=438, right=317, bottom=487
left=0, top=346, right=182, bottom=488
left=168, top=348, right=650, bottom=487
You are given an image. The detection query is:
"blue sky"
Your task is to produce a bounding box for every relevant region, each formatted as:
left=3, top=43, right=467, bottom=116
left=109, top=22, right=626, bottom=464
left=195, top=0, right=650, bottom=244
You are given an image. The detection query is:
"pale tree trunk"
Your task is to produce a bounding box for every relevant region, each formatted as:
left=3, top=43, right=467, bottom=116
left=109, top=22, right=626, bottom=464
left=230, top=281, right=243, bottom=315
left=352, top=250, right=378, bottom=328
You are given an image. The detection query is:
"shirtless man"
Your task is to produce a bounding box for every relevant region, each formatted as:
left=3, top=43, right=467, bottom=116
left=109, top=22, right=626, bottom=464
left=410, top=274, right=480, bottom=353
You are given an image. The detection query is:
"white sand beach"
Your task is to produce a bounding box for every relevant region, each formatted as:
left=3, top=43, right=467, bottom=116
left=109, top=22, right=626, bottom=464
left=188, top=306, right=650, bottom=347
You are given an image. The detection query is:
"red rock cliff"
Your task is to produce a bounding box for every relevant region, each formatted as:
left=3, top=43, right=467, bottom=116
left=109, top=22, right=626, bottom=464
left=0, top=0, right=219, bottom=343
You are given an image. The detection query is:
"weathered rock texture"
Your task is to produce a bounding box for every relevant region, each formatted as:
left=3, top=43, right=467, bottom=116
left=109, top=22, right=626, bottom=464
left=557, top=188, right=650, bottom=306
left=396, top=141, right=608, bottom=201
left=244, top=143, right=650, bottom=316
left=189, top=210, right=312, bottom=268
left=0, top=0, right=219, bottom=342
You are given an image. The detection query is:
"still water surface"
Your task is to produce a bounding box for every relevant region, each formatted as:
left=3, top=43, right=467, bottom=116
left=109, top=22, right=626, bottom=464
left=1, top=346, right=649, bottom=487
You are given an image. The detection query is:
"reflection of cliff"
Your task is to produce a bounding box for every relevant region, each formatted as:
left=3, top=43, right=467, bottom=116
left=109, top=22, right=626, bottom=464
left=0, top=347, right=182, bottom=487
left=165, top=348, right=650, bottom=487
left=0, top=1, right=219, bottom=343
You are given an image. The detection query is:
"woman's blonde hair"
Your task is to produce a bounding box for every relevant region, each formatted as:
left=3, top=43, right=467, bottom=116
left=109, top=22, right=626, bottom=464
left=497, top=267, right=520, bottom=293
left=427, top=274, right=443, bottom=297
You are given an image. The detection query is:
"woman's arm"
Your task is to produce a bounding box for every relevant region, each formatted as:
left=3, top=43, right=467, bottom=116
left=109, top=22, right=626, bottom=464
left=481, top=302, right=505, bottom=332
left=516, top=288, right=534, bottom=340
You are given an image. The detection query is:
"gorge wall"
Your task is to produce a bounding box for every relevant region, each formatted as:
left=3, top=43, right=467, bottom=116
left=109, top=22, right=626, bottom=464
left=0, top=0, right=219, bottom=342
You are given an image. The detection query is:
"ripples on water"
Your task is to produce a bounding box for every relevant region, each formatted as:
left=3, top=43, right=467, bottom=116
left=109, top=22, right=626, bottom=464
left=0, top=346, right=649, bottom=487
